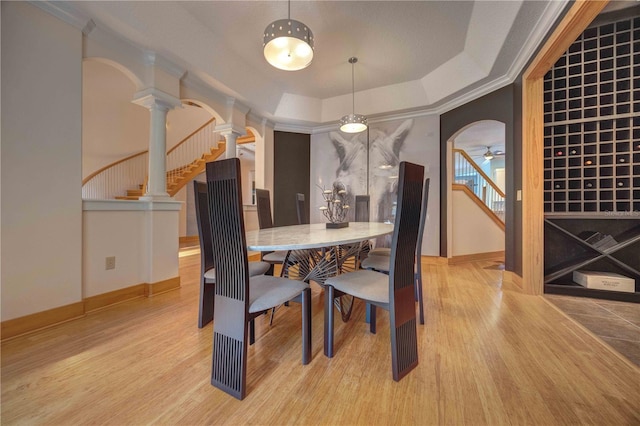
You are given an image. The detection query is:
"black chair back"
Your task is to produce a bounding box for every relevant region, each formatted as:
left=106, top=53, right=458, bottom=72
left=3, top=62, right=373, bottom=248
left=354, top=195, right=370, bottom=222
left=416, top=179, right=430, bottom=259
left=256, top=188, right=274, bottom=229
left=388, top=161, right=424, bottom=381
left=194, top=180, right=216, bottom=328
left=206, top=158, right=250, bottom=400
left=296, top=193, right=309, bottom=224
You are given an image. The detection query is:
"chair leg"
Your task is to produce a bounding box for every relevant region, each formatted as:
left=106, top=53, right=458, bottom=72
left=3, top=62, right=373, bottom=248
left=324, top=285, right=335, bottom=358
left=369, top=304, right=377, bottom=334
left=302, top=288, right=311, bottom=365
left=265, top=263, right=275, bottom=276
left=249, top=319, right=256, bottom=345
left=416, top=268, right=425, bottom=325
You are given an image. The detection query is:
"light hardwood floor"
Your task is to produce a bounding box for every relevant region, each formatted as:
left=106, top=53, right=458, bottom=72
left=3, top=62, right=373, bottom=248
left=1, top=252, right=639, bottom=425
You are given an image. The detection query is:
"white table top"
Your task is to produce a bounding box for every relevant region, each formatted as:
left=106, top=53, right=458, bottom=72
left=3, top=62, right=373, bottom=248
left=245, top=222, right=394, bottom=251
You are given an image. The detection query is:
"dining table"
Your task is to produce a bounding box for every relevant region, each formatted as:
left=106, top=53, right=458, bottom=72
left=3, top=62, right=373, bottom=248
left=245, top=221, right=394, bottom=325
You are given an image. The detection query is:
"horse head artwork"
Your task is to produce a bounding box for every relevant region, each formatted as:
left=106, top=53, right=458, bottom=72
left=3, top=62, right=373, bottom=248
left=328, top=119, right=413, bottom=224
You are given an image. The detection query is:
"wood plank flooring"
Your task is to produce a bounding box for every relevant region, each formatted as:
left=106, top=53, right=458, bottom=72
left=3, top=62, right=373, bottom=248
left=2, top=252, right=639, bottom=425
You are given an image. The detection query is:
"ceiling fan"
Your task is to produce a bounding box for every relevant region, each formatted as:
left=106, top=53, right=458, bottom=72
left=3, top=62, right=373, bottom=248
left=482, top=146, right=505, bottom=162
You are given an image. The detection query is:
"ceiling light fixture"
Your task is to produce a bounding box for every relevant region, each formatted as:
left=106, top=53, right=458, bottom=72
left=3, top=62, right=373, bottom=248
left=339, top=57, right=368, bottom=133
left=263, top=0, right=314, bottom=71
left=483, top=147, right=494, bottom=160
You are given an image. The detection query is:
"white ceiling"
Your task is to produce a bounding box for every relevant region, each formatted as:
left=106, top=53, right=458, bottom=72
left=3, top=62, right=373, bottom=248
left=66, top=0, right=568, bottom=127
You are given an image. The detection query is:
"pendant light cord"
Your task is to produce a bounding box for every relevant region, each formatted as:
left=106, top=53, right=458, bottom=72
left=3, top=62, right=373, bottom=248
left=349, top=57, right=357, bottom=114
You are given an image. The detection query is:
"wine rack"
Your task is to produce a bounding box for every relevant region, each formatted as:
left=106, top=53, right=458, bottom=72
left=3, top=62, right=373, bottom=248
left=543, top=15, right=640, bottom=213
left=543, top=13, right=640, bottom=302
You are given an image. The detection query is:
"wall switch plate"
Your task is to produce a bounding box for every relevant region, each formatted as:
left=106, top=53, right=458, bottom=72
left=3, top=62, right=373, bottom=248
left=105, top=256, right=116, bottom=270
left=516, top=190, right=522, bottom=201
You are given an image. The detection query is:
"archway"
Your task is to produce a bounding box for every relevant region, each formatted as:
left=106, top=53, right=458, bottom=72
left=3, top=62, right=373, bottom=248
left=446, top=120, right=507, bottom=262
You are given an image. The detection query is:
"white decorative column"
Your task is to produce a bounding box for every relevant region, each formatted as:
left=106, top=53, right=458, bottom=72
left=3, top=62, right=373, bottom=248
left=133, top=89, right=182, bottom=200
left=215, top=123, right=246, bottom=159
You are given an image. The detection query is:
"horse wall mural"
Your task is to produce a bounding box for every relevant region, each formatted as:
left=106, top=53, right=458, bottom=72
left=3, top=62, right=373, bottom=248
left=327, top=119, right=413, bottom=224
left=310, top=114, right=440, bottom=255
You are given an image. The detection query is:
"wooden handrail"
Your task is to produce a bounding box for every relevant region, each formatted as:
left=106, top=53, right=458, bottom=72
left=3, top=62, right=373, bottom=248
left=167, top=118, right=216, bottom=155
left=82, top=150, right=147, bottom=185
left=84, top=118, right=216, bottom=186
left=453, top=184, right=505, bottom=231
left=453, top=149, right=506, bottom=198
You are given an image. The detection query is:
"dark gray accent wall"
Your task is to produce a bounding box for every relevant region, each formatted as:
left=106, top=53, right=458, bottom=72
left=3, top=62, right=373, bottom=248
left=440, top=85, right=521, bottom=274
left=273, top=131, right=310, bottom=227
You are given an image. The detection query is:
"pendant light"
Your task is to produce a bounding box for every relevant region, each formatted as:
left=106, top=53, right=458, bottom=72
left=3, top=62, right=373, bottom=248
left=339, top=57, right=368, bottom=133
left=263, top=0, right=314, bottom=71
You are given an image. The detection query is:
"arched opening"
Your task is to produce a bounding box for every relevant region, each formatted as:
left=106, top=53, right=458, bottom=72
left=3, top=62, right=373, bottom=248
left=446, top=120, right=507, bottom=262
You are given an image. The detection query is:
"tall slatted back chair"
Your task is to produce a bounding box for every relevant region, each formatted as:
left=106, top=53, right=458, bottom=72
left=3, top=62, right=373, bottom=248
left=256, top=189, right=274, bottom=229
left=194, top=180, right=270, bottom=329
left=255, top=188, right=288, bottom=275
left=207, top=158, right=311, bottom=400
left=414, top=178, right=430, bottom=325
left=193, top=181, right=216, bottom=328
left=324, top=161, right=424, bottom=381
left=354, top=195, right=370, bottom=222
left=194, top=180, right=215, bottom=328
left=296, top=193, right=309, bottom=225
left=361, top=178, right=430, bottom=325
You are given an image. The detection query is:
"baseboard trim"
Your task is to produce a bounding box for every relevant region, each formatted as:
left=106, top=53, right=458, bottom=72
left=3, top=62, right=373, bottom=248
left=179, top=235, right=199, bottom=244
left=1, top=302, right=85, bottom=341
left=145, top=276, right=181, bottom=296
left=84, top=284, right=147, bottom=313
left=448, top=250, right=505, bottom=265
left=2, top=276, right=181, bottom=341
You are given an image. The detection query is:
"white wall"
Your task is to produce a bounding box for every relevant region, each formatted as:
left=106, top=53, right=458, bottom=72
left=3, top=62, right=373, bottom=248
left=1, top=2, right=83, bottom=320
left=452, top=190, right=504, bottom=256
left=83, top=200, right=181, bottom=297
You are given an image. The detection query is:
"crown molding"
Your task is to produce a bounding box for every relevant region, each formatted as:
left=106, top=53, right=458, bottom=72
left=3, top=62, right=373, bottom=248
left=29, top=1, right=92, bottom=31
left=505, top=0, right=570, bottom=85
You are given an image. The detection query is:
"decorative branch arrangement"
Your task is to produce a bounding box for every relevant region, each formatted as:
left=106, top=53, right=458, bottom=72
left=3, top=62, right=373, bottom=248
left=318, top=182, right=350, bottom=224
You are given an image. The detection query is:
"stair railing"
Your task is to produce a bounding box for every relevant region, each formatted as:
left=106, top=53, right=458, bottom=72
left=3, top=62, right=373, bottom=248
left=166, top=119, right=217, bottom=188
left=82, top=118, right=217, bottom=199
left=453, top=148, right=505, bottom=220
left=82, top=151, right=149, bottom=199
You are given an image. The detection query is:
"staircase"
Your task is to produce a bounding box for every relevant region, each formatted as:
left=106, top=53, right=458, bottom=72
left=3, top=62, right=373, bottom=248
left=82, top=119, right=254, bottom=200
left=114, top=143, right=226, bottom=200
left=453, top=148, right=505, bottom=228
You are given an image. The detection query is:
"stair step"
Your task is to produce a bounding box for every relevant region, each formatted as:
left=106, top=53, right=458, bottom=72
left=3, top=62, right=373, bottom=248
left=127, top=189, right=144, bottom=196
left=115, top=196, right=140, bottom=200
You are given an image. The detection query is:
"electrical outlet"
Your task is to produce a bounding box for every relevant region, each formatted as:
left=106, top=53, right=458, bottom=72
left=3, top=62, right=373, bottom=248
left=105, top=256, right=116, bottom=270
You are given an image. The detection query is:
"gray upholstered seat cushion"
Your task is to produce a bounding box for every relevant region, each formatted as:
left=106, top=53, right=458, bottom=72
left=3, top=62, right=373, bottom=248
left=360, top=254, right=390, bottom=273
left=203, top=261, right=271, bottom=284
left=249, top=275, right=309, bottom=313
left=368, top=247, right=391, bottom=257
left=249, top=261, right=271, bottom=276
left=325, top=270, right=389, bottom=304
left=263, top=250, right=288, bottom=263
left=204, top=268, right=216, bottom=283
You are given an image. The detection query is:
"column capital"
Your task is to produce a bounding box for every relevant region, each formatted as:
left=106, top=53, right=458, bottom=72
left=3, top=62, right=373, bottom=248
left=215, top=123, right=246, bottom=137
left=132, top=88, right=182, bottom=111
